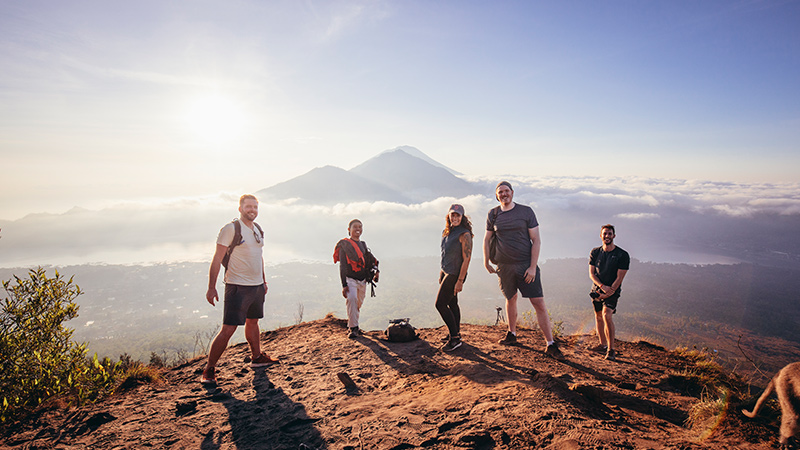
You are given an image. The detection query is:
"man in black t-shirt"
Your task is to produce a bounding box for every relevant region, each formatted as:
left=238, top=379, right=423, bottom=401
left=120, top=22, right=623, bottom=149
left=483, top=181, right=563, bottom=358
left=589, top=224, right=630, bottom=361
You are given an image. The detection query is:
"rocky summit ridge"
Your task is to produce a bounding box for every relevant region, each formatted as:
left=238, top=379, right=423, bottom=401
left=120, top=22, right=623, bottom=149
left=0, top=316, right=784, bottom=449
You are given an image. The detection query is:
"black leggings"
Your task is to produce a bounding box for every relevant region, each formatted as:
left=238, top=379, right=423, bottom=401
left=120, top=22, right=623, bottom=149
left=436, top=271, right=461, bottom=337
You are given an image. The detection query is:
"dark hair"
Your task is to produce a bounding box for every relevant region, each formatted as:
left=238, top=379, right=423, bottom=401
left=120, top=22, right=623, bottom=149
left=443, top=213, right=473, bottom=237
left=348, top=219, right=362, bottom=229
left=496, top=181, right=513, bottom=191
left=495, top=181, right=513, bottom=201
left=601, top=224, right=615, bottom=234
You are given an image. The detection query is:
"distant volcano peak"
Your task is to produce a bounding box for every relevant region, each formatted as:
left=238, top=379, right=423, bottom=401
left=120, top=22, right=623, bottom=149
left=258, top=146, right=473, bottom=204
left=375, top=145, right=462, bottom=176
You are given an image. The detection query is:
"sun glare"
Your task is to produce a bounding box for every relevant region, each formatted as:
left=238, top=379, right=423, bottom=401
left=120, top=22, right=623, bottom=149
left=183, top=94, right=248, bottom=145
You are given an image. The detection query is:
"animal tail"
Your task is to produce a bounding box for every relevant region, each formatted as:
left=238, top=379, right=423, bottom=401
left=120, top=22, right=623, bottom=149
left=742, top=378, right=776, bottom=418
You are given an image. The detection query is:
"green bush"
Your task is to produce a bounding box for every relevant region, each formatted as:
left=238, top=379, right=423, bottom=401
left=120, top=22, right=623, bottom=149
left=1, top=268, right=120, bottom=422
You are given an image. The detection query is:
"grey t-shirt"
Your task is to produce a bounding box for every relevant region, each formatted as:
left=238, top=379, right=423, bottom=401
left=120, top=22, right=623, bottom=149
left=486, top=204, right=539, bottom=264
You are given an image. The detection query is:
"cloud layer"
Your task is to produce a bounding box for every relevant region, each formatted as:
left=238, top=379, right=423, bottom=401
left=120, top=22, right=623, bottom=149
left=1, top=176, right=799, bottom=268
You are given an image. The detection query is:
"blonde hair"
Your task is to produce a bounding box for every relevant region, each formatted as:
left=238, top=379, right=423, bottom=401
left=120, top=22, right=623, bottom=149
left=239, top=194, right=258, bottom=206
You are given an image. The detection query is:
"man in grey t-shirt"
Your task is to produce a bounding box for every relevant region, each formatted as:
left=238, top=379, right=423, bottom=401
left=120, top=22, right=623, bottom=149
left=483, top=181, right=562, bottom=358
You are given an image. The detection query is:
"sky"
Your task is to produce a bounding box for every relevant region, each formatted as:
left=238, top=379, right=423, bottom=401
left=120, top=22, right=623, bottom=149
left=1, top=0, right=799, bottom=222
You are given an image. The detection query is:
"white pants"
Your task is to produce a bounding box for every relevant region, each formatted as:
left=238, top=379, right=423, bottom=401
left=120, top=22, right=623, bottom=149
left=345, top=277, right=367, bottom=328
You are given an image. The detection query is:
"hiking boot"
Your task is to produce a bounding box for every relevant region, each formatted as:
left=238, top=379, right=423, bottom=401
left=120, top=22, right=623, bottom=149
left=545, top=342, right=564, bottom=359
left=589, top=344, right=608, bottom=353
left=348, top=327, right=362, bottom=339
left=498, top=331, right=517, bottom=345
left=250, top=353, right=279, bottom=368
left=605, top=348, right=616, bottom=361
left=442, top=337, right=463, bottom=352
left=200, top=367, right=216, bottom=385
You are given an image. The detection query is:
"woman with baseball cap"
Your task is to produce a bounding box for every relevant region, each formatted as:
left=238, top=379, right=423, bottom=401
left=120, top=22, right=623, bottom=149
left=437, top=204, right=473, bottom=352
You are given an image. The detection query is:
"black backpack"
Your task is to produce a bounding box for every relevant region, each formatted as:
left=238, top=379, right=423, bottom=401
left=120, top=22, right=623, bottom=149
left=385, top=318, right=418, bottom=342
left=221, top=219, right=264, bottom=270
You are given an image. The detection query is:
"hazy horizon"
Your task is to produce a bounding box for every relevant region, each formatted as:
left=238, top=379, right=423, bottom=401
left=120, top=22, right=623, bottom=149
left=2, top=2, right=799, bottom=270
left=2, top=166, right=798, bottom=269
left=2, top=1, right=799, bottom=222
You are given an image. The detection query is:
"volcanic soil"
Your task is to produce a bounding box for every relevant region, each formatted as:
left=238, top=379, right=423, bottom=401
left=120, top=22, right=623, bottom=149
left=0, top=315, right=786, bottom=449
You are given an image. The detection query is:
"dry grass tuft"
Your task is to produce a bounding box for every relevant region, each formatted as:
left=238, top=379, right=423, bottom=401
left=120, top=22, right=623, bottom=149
left=116, top=364, right=163, bottom=392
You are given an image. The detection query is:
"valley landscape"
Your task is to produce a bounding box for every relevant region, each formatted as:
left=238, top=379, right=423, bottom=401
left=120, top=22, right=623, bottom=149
left=3, top=148, right=800, bottom=450
left=3, top=2, right=800, bottom=447
left=3, top=147, right=799, bottom=379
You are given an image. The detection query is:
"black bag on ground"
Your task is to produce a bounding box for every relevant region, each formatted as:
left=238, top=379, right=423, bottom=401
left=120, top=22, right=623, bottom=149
left=385, top=318, right=418, bottom=342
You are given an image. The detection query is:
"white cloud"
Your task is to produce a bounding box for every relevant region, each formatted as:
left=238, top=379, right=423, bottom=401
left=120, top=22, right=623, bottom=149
left=615, top=213, right=660, bottom=220
left=1, top=177, right=798, bottom=268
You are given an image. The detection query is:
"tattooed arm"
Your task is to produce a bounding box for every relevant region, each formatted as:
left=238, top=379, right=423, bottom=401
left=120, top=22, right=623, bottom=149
left=455, top=232, right=473, bottom=294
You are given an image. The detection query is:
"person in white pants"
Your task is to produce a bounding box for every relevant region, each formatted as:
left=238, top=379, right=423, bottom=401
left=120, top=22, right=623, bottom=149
left=333, top=219, right=379, bottom=338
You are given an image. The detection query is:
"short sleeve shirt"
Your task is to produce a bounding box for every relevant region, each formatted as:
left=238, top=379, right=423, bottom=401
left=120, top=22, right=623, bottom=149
left=217, top=220, right=264, bottom=286
left=589, top=246, right=630, bottom=289
left=486, top=204, right=539, bottom=264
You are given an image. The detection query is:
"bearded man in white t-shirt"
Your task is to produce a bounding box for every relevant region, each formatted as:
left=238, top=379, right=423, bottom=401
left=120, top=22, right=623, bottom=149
left=200, top=194, right=277, bottom=385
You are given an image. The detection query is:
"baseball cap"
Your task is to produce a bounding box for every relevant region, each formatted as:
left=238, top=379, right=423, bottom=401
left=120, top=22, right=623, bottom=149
left=448, top=204, right=465, bottom=216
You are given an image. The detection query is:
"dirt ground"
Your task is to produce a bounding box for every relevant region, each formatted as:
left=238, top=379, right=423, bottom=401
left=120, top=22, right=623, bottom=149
left=0, top=315, right=787, bottom=449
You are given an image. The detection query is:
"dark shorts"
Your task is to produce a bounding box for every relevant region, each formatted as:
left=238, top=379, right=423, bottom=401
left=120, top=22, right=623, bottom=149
left=497, top=263, right=543, bottom=300
left=223, top=284, right=266, bottom=326
left=592, top=292, right=620, bottom=313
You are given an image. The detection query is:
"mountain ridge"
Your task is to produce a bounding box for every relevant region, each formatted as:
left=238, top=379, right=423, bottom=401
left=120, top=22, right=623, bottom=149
left=374, top=145, right=463, bottom=176
left=257, top=146, right=477, bottom=204
left=350, top=148, right=475, bottom=202
left=0, top=317, right=783, bottom=449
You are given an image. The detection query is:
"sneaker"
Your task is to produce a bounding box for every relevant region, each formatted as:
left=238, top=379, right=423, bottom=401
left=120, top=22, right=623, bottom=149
left=545, top=342, right=564, bottom=359
left=250, top=353, right=279, bottom=367
left=348, top=327, right=362, bottom=339
left=200, top=367, right=217, bottom=385
left=605, top=348, right=616, bottom=361
left=442, top=337, right=463, bottom=352
left=498, top=331, right=517, bottom=346
left=589, top=344, right=608, bottom=353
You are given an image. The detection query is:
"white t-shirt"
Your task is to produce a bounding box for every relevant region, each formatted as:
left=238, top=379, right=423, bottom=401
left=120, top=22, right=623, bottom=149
left=216, top=219, right=264, bottom=286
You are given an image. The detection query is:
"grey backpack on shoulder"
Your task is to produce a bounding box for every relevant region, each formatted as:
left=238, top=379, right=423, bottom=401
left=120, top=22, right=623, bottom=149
left=385, top=318, right=418, bottom=342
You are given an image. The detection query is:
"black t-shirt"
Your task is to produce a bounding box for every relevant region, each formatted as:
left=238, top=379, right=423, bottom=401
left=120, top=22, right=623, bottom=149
left=589, top=246, right=630, bottom=289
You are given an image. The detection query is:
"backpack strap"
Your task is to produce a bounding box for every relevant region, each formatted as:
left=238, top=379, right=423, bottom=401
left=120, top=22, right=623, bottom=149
left=333, top=238, right=366, bottom=273
left=346, top=239, right=365, bottom=264
left=488, top=207, right=500, bottom=264
left=221, top=219, right=243, bottom=270
left=489, top=206, right=499, bottom=227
